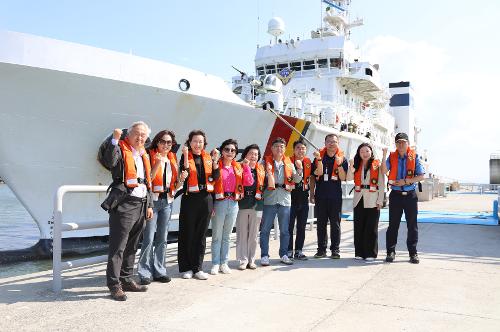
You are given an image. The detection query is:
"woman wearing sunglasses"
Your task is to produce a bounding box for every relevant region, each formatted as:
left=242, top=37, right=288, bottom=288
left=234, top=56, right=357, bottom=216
left=138, top=130, right=187, bottom=285
left=210, top=139, right=254, bottom=275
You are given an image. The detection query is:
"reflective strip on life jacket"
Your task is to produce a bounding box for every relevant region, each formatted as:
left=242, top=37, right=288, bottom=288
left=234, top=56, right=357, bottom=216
left=150, top=149, right=178, bottom=195
left=119, top=138, right=151, bottom=189
left=388, top=148, right=416, bottom=184
left=187, top=150, right=214, bottom=193
left=318, top=147, right=344, bottom=181
left=214, top=160, right=243, bottom=200
left=354, top=159, right=380, bottom=192
left=264, top=155, right=295, bottom=192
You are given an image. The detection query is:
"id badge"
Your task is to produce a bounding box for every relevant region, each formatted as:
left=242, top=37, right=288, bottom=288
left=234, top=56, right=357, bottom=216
left=324, top=168, right=329, bottom=181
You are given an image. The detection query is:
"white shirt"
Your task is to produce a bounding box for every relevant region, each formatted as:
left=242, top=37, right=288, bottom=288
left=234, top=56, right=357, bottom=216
left=129, top=146, right=148, bottom=198
left=112, top=139, right=147, bottom=198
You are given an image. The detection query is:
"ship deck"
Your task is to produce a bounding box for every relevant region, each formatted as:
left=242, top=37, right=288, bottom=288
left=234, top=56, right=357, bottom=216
left=1, top=193, right=499, bottom=331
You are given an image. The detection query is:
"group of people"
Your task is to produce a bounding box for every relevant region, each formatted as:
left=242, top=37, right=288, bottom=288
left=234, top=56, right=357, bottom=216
left=100, top=121, right=425, bottom=301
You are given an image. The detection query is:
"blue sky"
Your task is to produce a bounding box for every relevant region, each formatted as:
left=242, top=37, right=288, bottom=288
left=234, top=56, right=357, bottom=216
left=1, top=0, right=499, bottom=182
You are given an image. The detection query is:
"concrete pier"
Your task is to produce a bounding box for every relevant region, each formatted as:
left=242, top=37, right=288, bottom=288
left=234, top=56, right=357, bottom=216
left=1, top=215, right=500, bottom=331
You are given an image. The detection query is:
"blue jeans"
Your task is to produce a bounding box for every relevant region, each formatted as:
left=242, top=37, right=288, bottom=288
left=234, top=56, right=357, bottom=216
left=260, top=204, right=291, bottom=258
left=138, top=198, right=172, bottom=279
left=211, top=199, right=239, bottom=265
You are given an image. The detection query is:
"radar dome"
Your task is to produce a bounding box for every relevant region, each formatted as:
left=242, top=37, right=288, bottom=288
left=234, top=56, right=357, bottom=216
left=268, top=17, right=285, bottom=37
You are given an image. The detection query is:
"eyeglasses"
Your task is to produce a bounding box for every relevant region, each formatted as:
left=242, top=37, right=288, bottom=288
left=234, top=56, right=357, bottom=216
left=223, top=147, right=236, bottom=153
left=158, top=139, right=173, bottom=145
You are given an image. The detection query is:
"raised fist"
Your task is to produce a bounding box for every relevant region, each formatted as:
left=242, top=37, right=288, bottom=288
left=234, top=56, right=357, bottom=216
left=266, top=163, right=273, bottom=174
left=155, top=153, right=166, bottom=163
left=335, top=155, right=343, bottom=165
left=295, top=159, right=303, bottom=170
left=382, top=147, right=388, bottom=156
left=113, top=128, right=122, bottom=140
left=312, top=150, right=321, bottom=159
left=180, top=170, right=188, bottom=181
left=211, top=148, right=220, bottom=162
left=242, top=158, right=250, bottom=167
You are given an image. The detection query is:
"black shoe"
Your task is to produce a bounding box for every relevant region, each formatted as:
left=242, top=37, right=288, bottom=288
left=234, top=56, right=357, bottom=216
left=122, top=280, right=148, bottom=292
left=409, top=254, right=420, bottom=264
left=330, top=252, right=340, bottom=259
left=314, top=251, right=327, bottom=258
left=153, top=275, right=172, bottom=283
left=294, top=251, right=308, bottom=261
left=140, top=277, right=152, bottom=285
left=110, top=286, right=127, bottom=301
left=386, top=252, right=395, bottom=262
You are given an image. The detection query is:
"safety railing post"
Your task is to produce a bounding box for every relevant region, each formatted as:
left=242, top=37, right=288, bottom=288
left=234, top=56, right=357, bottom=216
left=52, top=187, right=65, bottom=293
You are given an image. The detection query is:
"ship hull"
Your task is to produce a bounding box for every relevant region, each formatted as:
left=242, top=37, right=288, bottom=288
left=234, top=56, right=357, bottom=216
left=0, top=31, right=373, bottom=244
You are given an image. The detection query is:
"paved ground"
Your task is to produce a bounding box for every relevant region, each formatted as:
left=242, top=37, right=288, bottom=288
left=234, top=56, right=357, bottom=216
left=419, top=192, right=497, bottom=213
left=1, top=215, right=500, bottom=332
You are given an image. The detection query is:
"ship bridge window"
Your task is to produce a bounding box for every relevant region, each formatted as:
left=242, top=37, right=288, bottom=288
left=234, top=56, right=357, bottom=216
left=365, top=68, right=373, bottom=76
left=303, top=60, right=315, bottom=70
left=330, top=58, right=341, bottom=68
left=256, top=66, right=265, bottom=76
left=291, top=61, right=301, bottom=71
left=265, top=64, right=276, bottom=74
left=277, top=63, right=288, bottom=70
left=317, top=58, right=328, bottom=69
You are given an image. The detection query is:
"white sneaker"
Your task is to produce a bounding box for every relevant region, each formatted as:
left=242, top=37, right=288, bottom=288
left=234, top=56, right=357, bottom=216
left=260, top=256, right=270, bottom=266
left=220, top=264, right=232, bottom=274
left=194, top=271, right=208, bottom=280
left=280, top=255, right=293, bottom=265
left=238, top=261, right=248, bottom=270
left=210, top=264, right=220, bottom=275
left=248, top=262, right=257, bottom=270
left=365, top=257, right=376, bottom=262
left=354, top=256, right=364, bottom=260
left=182, top=270, right=193, bottom=279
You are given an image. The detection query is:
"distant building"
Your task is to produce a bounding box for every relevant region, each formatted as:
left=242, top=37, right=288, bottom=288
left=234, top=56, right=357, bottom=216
left=490, top=152, right=500, bottom=184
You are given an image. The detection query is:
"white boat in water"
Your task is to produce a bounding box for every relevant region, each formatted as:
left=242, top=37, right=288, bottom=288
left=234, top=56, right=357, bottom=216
left=0, top=0, right=419, bottom=256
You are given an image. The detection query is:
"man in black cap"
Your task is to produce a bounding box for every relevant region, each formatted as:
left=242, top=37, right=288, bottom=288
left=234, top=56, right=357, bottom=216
left=381, top=133, right=425, bottom=264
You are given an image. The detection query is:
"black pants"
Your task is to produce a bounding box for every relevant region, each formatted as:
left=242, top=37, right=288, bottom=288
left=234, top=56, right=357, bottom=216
left=315, top=197, right=342, bottom=254
left=178, top=191, right=213, bottom=273
left=106, top=196, right=147, bottom=288
left=386, top=190, right=418, bottom=255
left=288, top=202, right=309, bottom=252
left=353, top=197, right=380, bottom=258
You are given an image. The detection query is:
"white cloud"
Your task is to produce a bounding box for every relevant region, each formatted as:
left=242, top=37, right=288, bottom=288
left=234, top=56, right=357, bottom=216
left=361, top=36, right=500, bottom=183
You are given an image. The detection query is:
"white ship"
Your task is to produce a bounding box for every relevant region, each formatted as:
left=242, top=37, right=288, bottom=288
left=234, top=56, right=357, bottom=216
left=0, top=0, right=415, bottom=256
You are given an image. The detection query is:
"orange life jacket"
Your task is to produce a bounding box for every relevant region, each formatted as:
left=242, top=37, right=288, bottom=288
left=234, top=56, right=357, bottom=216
left=290, top=156, right=311, bottom=190
left=354, top=159, right=380, bottom=192
left=264, top=155, right=295, bottom=191
left=149, top=149, right=178, bottom=195
left=187, top=150, right=215, bottom=193
left=118, top=138, right=151, bottom=189
left=254, top=163, right=266, bottom=200
left=214, top=160, right=243, bottom=200
left=317, top=147, right=344, bottom=181
left=388, top=148, right=416, bottom=185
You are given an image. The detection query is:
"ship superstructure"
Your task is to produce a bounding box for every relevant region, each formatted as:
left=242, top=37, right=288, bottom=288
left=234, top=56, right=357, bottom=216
left=232, top=0, right=395, bottom=151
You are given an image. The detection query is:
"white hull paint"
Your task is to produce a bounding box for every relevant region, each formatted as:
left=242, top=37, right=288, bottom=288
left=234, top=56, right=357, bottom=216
left=0, top=31, right=373, bottom=240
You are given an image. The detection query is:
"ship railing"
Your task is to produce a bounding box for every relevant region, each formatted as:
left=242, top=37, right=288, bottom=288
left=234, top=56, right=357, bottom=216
left=456, top=183, right=500, bottom=194
left=52, top=185, right=110, bottom=293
